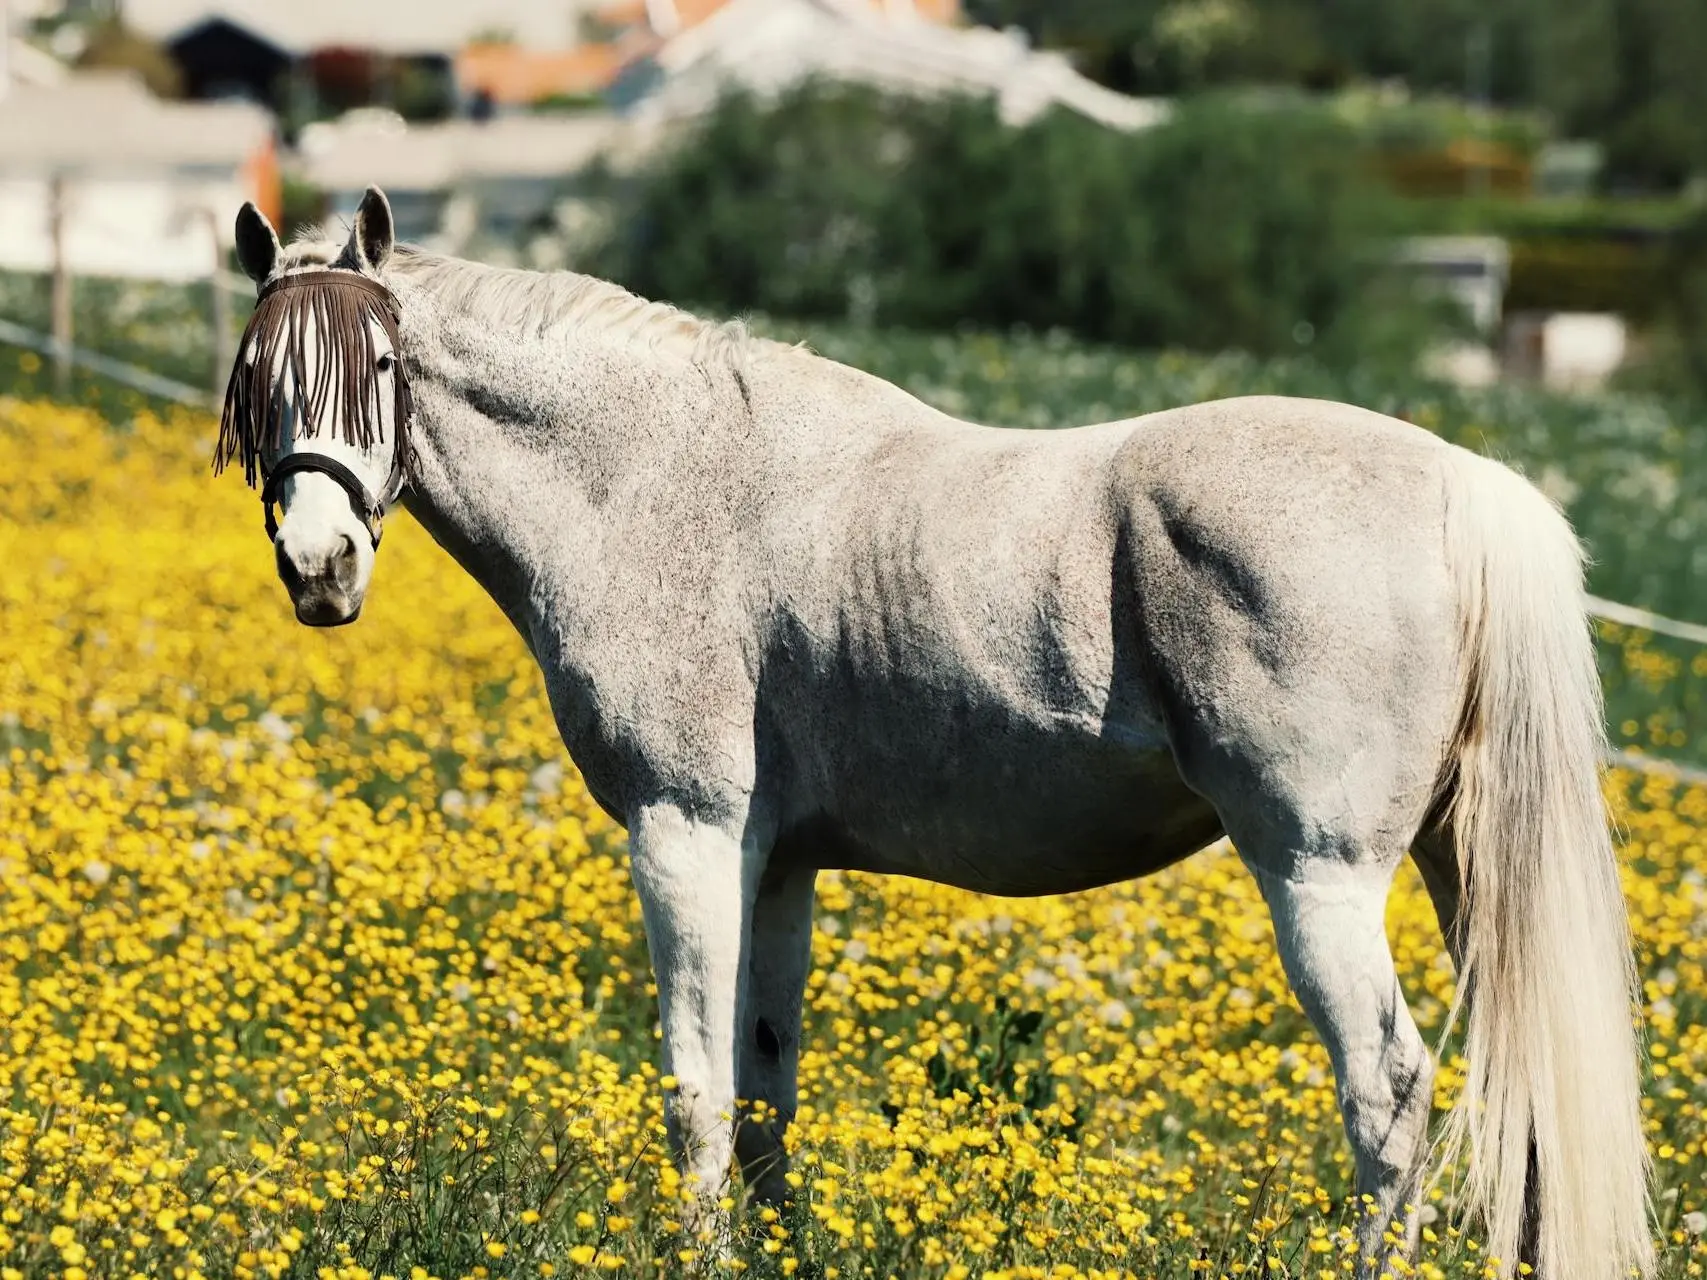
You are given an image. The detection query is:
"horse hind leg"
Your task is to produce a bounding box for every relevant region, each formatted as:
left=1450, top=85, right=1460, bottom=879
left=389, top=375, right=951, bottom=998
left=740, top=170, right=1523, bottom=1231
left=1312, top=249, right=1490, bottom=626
left=1246, top=856, right=1435, bottom=1273
left=734, top=866, right=816, bottom=1206
left=1411, top=824, right=1544, bottom=1273
left=1412, top=824, right=1463, bottom=970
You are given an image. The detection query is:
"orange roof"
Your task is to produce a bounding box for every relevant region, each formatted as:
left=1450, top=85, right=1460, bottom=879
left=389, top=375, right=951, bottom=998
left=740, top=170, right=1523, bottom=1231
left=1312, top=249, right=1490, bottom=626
left=595, top=0, right=727, bottom=28
left=672, top=0, right=732, bottom=26
left=461, top=0, right=966, bottom=107
left=456, top=42, right=628, bottom=105
left=911, top=0, right=960, bottom=21
left=594, top=0, right=648, bottom=25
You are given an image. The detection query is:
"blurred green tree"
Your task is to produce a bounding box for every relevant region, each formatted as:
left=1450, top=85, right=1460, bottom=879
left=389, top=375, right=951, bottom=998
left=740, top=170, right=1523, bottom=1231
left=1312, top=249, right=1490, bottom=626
left=76, top=21, right=184, bottom=99
left=594, top=83, right=1441, bottom=364
left=964, top=0, right=1707, bottom=190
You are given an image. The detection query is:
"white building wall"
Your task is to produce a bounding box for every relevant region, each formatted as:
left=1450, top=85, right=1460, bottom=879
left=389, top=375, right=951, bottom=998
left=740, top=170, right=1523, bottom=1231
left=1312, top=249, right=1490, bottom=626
left=0, top=174, right=241, bottom=281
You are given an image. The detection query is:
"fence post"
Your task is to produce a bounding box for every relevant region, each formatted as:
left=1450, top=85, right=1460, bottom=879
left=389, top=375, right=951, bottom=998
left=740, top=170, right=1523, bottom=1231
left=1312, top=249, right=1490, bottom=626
left=49, top=172, right=73, bottom=396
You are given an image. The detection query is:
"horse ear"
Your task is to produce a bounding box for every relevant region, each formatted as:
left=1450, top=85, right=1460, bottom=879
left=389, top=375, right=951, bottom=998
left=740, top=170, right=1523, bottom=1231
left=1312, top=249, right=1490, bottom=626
left=235, top=201, right=281, bottom=282
left=352, top=186, right=395, bottom=272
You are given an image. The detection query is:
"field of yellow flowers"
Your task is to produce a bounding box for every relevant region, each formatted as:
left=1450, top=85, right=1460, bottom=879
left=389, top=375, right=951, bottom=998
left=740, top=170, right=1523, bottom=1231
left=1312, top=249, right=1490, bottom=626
left=3, top=392, right=1707, bottom=1280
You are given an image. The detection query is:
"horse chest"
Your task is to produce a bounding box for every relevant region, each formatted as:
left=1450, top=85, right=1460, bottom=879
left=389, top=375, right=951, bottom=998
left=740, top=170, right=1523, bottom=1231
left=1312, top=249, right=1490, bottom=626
left=535, top=636, right=763, bottom=826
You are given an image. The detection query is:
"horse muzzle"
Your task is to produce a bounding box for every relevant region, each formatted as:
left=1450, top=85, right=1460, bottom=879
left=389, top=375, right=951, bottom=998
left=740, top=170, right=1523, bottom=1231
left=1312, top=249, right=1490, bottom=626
left=293, top=589, right=363, bottom=628
left=277, top=534, right=365, bottom=627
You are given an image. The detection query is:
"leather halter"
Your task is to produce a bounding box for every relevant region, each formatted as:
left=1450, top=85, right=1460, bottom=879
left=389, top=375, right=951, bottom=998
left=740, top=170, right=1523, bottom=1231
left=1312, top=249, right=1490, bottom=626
left=249, top=271, right=410, bottom=549
left=261, top=448, right=405, bottom=548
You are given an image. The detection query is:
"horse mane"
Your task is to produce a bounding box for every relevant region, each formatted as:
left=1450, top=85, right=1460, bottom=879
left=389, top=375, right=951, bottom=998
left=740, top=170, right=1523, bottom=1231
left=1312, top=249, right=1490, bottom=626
left=277, top=226, right=787, bottom=392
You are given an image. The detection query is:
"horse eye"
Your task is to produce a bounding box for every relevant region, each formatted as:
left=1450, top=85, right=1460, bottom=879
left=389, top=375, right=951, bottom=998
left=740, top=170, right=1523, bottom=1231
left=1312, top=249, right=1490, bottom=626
left=377, top=353, right=396, bottom=373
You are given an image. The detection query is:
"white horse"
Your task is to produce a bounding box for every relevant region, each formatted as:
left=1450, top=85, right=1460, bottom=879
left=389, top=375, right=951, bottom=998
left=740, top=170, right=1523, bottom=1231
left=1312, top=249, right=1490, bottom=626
left=219, top=189, right=1650, bottom=1280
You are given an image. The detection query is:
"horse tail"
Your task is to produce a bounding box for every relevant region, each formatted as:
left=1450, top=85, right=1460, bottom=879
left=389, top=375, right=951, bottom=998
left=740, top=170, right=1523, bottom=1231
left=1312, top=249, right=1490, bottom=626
left=1434, top=448, right=1651, bottom=1280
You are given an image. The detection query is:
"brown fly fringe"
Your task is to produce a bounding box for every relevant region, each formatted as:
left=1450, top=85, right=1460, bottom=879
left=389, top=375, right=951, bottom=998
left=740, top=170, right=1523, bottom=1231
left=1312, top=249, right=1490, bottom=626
left=215, top=272, right=415, bottom=488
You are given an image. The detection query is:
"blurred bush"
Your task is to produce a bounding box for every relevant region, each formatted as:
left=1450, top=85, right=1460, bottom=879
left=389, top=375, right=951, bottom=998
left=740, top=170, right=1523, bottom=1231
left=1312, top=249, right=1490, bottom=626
left=593, top=83, right=1449, bottom=364
left=392, top=57, right=458, bottom=122
left=1614, top=207, right=1707, bottom=403
left=76, top=21, right=183, bottom=99
left=1334, top=92, right=1551, bottom=161
left=1505, top=238, right=1671, bottom=319
left=967, top=0, right=1707, bottom=194
left=1400, top=192, right=1692, bottom=332
left=279, top=175, right=330, bottom=243
left=1377, top=141, right=1532, bottom=198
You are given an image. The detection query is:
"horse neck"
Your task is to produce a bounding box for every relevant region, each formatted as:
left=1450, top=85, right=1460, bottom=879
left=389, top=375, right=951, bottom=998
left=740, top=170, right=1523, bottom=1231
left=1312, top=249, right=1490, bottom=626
left=389, top=279, right=757, bottom=635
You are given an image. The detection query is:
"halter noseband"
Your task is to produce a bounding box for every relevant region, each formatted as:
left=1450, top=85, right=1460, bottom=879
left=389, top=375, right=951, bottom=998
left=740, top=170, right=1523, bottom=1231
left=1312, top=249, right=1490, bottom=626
left=261, top=447, right=404, bottom=547
left=241, top=271, right=411, bottom=549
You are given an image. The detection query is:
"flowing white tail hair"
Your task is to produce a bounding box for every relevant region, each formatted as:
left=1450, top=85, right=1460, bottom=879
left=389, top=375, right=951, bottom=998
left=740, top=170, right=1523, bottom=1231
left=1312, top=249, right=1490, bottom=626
left=1436, top=447, right=1652, bottom=1280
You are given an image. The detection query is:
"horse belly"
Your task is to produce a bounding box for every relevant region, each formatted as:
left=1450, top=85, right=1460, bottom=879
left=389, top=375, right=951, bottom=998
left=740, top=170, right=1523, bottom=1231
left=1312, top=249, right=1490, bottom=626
left=776, top=728, right=1224, bottom=897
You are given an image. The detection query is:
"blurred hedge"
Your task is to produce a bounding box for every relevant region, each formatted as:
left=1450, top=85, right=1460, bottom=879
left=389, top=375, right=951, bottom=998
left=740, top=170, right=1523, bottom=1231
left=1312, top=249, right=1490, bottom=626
left=1617, top=208, right=1707, bottom=402
left=1506, top=239, right=1672, bottom=319
left=1398, top=193, right=1692, bottom=326
left=592, top=84, right=1446, bottom=364
left=1377, top=141, right=1532, bottom=198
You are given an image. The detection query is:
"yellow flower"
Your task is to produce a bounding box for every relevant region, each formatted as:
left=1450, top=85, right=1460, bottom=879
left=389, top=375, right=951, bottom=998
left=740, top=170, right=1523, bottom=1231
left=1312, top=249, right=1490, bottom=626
left=0, top=393, right=1703, bottom=1280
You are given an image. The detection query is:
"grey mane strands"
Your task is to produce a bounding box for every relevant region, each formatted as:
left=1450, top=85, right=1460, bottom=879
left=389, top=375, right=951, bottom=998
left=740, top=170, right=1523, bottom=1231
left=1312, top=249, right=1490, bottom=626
left=387, top=246, right=785, bottom=389
left=261, top=228, right=791, bottom=398
left=215, top=273, right=415, bottom=487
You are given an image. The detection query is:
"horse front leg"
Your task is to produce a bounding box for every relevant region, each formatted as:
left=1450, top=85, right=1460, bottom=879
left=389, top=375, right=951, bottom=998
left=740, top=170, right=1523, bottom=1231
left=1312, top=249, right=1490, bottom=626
left=735, top=866, right=816, bottom=1205
left=627, top=802, right=760, bottom=1249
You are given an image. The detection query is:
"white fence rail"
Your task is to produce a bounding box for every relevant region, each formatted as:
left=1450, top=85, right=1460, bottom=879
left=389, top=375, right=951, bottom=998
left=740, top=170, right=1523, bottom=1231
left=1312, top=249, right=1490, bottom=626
left=1605, top=748, right=1707, bottom=788
left=0, top=316, right=214, bottom=408
left=1587, top=594, right=1707, bottom=647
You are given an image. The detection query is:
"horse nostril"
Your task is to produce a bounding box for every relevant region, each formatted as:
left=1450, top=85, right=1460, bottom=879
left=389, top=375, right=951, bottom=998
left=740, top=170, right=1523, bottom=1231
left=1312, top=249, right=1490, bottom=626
left=276, top=540, right=304, bottom=591
left=338, top=533, right=358, bottom=562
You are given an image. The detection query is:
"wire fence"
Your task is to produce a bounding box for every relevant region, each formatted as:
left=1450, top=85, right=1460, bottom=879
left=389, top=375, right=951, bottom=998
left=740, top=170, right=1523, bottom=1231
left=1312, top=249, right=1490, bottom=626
left=0, top=317, right=216, bottom=409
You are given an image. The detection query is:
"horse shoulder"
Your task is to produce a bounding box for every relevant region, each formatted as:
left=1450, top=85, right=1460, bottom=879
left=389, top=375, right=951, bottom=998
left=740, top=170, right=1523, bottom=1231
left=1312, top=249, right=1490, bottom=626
left=529, top=568, right=765, bottom=831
